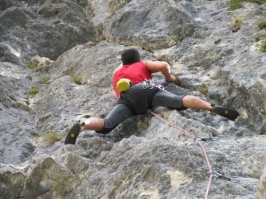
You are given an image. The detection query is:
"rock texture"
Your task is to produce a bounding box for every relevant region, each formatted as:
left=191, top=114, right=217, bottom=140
left=0, top=0, right=266, bottom=199
left=0, top=0, right=96, bottom=66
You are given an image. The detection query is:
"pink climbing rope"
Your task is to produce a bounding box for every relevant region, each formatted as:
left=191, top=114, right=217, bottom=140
left=149, top=111, right=213, bottom=199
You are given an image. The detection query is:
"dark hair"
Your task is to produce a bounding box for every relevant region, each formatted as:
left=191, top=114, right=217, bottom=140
left=121, top=48, right=140, bottom=65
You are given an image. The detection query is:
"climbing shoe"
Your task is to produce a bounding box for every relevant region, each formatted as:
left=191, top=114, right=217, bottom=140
left=116, top=78, right=132, bottom=92
left=211, top=106, right=239, bottom=121
left=64, top=123, right=81, bottom=145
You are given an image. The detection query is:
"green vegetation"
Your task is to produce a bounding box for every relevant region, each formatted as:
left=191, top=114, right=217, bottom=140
left=44, top=132, right=62, bottom=145
left=230, top=0, right=266, bottom=10
left=83, top=115, right=91, bottom=118
left=254, top=35, right=266, bottom=52
left=260, top=38, right=266, bottom=52
left=27, top=60, right=39, bottom=69
left=254, top=34, right=266, bottom=41
left=29, top=86, right=39, bottom=96
left=229, top=15, right=244, bottom=32
left=257, top=17, right=266, bottom=30
left=70, top=74, right=83, bottom=85
left=254, top=35, right=261, bottom=42
left=230, top=0, right=243, bottom=10
left=246, top=0, right=266, bottom=4
left=39, top=77, right=51, bottom=84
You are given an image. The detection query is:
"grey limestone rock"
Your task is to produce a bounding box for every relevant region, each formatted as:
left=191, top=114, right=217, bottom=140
left=0, top=0, right=266, bottom=199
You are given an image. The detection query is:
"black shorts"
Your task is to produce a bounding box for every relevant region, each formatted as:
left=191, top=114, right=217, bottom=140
left=97, top=83, right=187, bottom=134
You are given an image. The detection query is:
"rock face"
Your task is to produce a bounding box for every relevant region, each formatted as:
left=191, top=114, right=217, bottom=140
left=103, top=0, right=197, bottom=50
left=0, top=0, right=266, bottom=199
left=0, top=0, right=96, bottom=66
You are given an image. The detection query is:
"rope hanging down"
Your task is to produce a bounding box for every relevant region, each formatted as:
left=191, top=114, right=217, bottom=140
left=148, top=110, right=213, bottom=199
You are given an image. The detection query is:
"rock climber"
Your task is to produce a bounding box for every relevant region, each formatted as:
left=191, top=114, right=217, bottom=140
left=65, top=48, right=239, bottom=144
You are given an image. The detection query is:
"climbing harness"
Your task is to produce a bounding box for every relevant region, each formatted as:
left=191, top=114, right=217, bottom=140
left=142, top=79, right=164, bottom=90
left=148, top=110, right=239, bottom=199
left=117, top=79, right=164, bottom=93
left=142, top=79, right=156, bottom=89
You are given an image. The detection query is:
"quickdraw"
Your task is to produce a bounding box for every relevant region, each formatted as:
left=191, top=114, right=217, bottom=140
left=208, top=171, right=240, bottom=183
left=194, top=136, right=219, bottom=142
